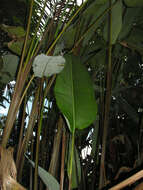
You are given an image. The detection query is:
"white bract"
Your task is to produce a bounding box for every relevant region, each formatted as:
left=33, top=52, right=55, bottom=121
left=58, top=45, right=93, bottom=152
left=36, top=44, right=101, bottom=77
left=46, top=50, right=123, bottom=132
left=33, top=54, right=65, bottom=78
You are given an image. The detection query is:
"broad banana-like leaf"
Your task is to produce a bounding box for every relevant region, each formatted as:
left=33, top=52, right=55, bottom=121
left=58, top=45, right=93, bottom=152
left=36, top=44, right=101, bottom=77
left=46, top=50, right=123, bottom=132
left=25, top=155, right=60, bottom=190
left=54, top=54, right=97, bottom=133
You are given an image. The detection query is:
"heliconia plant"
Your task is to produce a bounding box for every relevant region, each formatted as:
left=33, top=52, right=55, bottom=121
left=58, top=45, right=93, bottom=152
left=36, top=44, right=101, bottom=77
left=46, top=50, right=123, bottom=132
left=1, top=0, right=143, bottom=189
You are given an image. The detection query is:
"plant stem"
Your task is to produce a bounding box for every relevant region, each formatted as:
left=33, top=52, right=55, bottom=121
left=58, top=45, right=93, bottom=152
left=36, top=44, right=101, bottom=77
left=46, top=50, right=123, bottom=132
left=34, top=80, right=43, bottom=190
left=60, top=127, right=66, bottom=190
left=99, top=0, right=112, bottom=188
left=68, top=132, right=75, bottom=190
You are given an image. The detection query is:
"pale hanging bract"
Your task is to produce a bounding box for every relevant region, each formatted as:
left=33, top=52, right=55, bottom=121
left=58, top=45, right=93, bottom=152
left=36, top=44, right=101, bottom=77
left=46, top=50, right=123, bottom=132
left=32, top=54, right=65, bottom=78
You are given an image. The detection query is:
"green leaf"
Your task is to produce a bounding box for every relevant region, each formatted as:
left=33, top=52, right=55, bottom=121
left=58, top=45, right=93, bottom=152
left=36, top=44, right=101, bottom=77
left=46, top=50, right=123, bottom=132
left=103, top=0, right=122, bottom=44
left=7, top=38, right=31, bottom=56
left=25, top=155, right=60, bottom=190
left=0, top=54, right=19, bottom=84
left=124, top=0, right=143, bottom=7
left=54, top=54, right=97, bottom=133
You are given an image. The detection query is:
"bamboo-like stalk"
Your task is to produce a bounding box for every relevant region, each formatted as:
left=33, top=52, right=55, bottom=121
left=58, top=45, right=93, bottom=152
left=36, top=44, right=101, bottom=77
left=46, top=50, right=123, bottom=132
left=34, top=79, right=44, bottom=190
left=60, top=127, right=66, bottom=190
left=16, top=96, right=27, bottom=167
left=99, top=0, right=113, bottom=189
left=68, top=132, right=75, bottom=190
left=48, top=116, right=63, bottom=176
left=2, top=0, right=51, bottom=148
left=17, top=87, right=40, bottom=180
left=30, top=139, right=34, bottom=190
left=34, top=75, right=56, bottom=190
left=109, top=170, right=143, bottom=190
left=1, top=0, right=34, bottom=148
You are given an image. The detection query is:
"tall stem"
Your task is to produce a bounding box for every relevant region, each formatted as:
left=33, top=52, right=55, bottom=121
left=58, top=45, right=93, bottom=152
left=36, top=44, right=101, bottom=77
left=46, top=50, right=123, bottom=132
left=99, top=0, right=112, bottom=188
left=68, top=132, right=75, bottom=190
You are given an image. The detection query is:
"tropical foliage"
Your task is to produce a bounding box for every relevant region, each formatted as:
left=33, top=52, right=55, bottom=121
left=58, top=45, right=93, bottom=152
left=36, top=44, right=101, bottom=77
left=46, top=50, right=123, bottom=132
left=0, top=0, right=143, bottom=189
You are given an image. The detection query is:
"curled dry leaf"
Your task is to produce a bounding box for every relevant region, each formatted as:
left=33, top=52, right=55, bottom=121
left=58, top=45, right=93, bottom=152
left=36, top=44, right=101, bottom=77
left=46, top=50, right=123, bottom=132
left=0, top=146, right=26, bottom=190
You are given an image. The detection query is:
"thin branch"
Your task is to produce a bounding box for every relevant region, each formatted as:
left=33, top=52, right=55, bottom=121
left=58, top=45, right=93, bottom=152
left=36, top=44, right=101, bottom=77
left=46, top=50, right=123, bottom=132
left=109, top=170, right=143, bottom=190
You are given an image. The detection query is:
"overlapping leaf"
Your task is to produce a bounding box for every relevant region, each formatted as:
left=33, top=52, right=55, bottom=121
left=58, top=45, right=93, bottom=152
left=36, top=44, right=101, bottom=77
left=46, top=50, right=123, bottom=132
left=54, top=54, right=97, bottom=133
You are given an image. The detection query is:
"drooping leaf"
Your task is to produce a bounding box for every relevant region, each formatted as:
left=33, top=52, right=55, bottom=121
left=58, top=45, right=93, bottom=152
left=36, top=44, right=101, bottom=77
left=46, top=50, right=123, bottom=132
left=124, top=0, right=143, bottom=7
left=0, top=54, right=19, bottom=84
left=103, top=0, right=122, bottom=44
left=33, top=54, right=65, bottom=78
left=54, top=54, right=97, bottom=133
left=25, top=155, right=60, bottom=190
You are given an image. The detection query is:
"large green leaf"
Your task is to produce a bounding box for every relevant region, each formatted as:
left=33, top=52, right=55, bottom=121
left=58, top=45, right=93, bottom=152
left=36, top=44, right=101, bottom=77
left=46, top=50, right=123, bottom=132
left=54, top=54, right=97, bottom=133
left=103, top=0, right=122, bottom=44
left=124, top=0, right=143, bottom=7
left=26, top=156, right=60, bottom=190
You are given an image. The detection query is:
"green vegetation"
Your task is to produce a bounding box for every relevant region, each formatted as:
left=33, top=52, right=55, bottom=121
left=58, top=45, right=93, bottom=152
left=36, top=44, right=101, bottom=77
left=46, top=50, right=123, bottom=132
left=0, top=0, right=143, bottom=189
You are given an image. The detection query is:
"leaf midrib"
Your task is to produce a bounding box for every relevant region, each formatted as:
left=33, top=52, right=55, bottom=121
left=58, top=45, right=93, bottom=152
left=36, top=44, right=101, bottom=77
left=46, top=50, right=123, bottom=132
left=70, top=59, right=76, bottom=132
